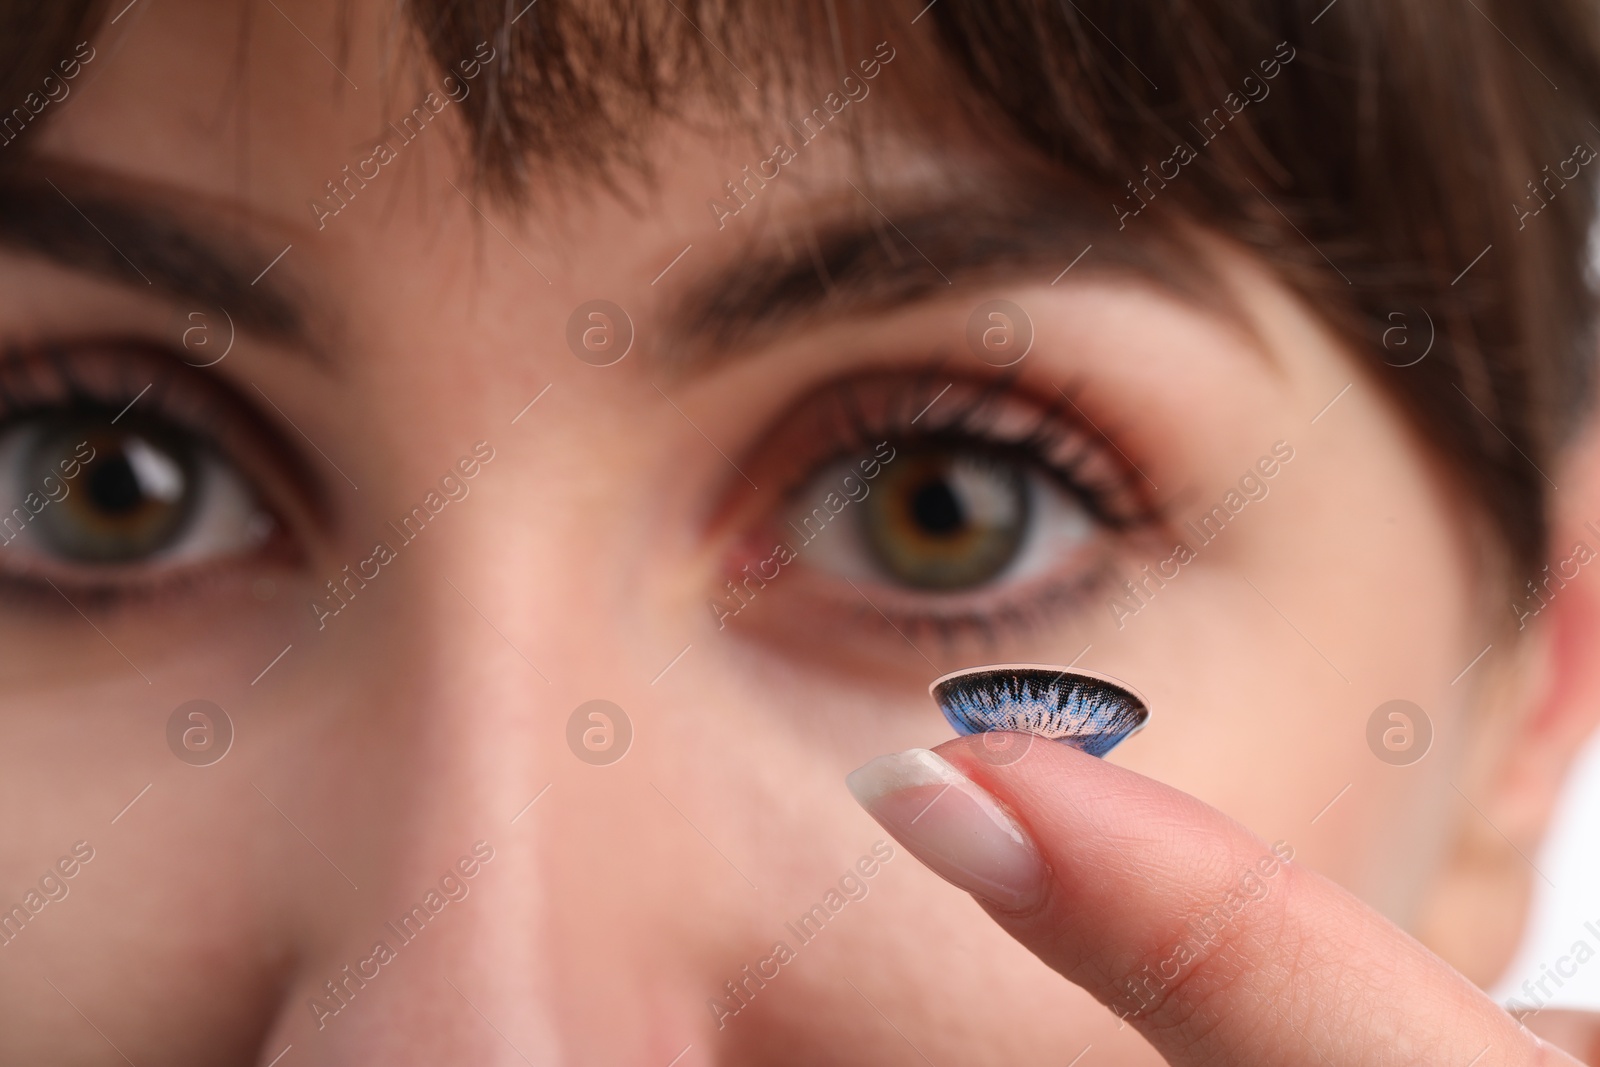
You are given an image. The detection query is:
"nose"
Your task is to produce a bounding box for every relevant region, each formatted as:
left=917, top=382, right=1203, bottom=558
left=252, top=536, right=561, bottom=1062
left=248, top=474, right=716, bottom=1065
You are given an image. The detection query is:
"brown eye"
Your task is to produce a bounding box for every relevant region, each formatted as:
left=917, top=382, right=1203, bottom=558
left=0, top=412, right=272, bottom=569
left=35, top=421, right=196, bottom=562
left=861, top=447, right=1030, bottom=589
left=789, top=442, right=1094, bottom=595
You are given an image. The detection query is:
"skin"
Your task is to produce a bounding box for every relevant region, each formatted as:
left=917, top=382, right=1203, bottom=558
left=0, top=1, right=1598, bottom=1063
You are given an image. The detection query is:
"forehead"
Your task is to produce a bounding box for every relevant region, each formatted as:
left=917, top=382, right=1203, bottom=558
left=37, top=0, right=952, bottom=202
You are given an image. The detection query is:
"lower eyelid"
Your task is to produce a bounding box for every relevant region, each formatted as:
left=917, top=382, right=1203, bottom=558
left=786, top=560, right=1122, bottom=651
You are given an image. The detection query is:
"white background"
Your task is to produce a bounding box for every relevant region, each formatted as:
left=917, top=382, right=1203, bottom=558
left=1492, top=726, right=1600, bottom=1008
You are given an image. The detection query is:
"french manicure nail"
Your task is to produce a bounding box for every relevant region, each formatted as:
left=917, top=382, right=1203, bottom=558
left=846, top=748, right=1047, bottom=911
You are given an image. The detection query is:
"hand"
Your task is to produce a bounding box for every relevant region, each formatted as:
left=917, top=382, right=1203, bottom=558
left=847, top=733, right=1588, bottom=1065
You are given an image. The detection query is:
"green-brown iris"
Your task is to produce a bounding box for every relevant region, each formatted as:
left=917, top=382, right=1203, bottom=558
left=858, top=445, right=1030, bottom=590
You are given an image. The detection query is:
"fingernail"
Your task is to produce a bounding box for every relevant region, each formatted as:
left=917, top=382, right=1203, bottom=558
left=846, top=748, right=1047, bottom=911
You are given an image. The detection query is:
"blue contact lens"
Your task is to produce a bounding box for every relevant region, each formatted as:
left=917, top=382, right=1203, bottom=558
left=929, top=663, right=1150, bottom=757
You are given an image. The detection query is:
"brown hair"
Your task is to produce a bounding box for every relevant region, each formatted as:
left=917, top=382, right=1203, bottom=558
left=6, top=0, right=1600, bottom=576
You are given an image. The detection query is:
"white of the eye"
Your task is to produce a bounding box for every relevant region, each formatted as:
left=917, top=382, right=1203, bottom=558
left=943, top=460, right=1024, bottom=528
left=789, top=457, right=1095, bottom=589
left=1002, top=476, right=1094, bottom=583
left=157, top=451, right=274, bottom=563
left=124, top=437, right=185, bottom=503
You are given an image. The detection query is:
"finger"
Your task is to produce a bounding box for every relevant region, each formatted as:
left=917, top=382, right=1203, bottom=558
left=846, top=735, right=1580, bottom=1067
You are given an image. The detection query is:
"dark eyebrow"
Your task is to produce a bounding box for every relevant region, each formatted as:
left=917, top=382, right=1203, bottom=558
left=660, top=182, right=1199, bottom=381
left=0, top=168, right=316, bottom=358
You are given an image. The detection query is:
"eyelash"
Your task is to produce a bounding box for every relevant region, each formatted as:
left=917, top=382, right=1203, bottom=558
left=741, top=367, right=1165, bottom=646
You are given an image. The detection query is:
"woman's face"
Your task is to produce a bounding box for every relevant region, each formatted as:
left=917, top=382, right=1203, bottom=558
left=0, top=1, right=1582, bottom=1063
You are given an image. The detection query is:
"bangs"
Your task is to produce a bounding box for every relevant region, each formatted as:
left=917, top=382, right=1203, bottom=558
left=407, top=0, right=909, bottom=197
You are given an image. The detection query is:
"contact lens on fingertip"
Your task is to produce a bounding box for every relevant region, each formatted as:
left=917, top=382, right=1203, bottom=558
left=929, top=663, right=1150, bottom=757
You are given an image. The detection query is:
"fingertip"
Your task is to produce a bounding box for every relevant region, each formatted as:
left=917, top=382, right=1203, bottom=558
left=845, top=745, right=1049, bottom=912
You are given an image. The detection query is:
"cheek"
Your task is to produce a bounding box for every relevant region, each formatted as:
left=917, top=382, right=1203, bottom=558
left=1259, top=406, right=1478, bottom=914
left=1165, top=471, right=1471, bottom=921
left=1042, top=256, right=1483, bottom=927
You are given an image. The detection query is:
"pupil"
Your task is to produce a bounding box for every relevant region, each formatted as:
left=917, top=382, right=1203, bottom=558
left=88, top=454, right=146, bottom=515
left=24, top=421, right=198, bottom=564
left=910, top=479, right=965, bottom=536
